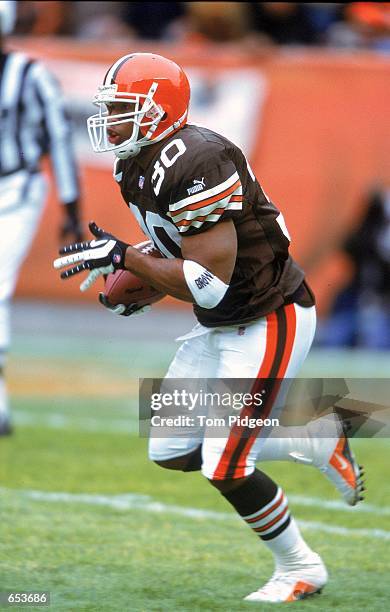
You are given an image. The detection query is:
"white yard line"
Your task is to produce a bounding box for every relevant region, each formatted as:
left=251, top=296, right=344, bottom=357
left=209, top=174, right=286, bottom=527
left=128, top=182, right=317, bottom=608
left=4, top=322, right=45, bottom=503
left=288, top=494, right=390, bottom=516
left=13, top=410, right=138, bottom=433
left=7, top=410, right=390, bottom=516
left=1, top=488, right=389, bottom=541
left=9, top=409, right=390, bottom=518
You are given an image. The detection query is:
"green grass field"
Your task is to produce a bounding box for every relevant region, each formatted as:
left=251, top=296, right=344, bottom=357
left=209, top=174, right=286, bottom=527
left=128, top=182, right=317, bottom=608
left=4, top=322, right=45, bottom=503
left=1, top=303, right=389, bottom=611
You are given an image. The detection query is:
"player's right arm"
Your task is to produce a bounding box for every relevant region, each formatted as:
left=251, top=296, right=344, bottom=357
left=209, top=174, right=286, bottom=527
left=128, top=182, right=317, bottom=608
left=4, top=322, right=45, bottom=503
left=122, top=217, right=237, bottom=304
left=54, top=218, right=237, bottom=309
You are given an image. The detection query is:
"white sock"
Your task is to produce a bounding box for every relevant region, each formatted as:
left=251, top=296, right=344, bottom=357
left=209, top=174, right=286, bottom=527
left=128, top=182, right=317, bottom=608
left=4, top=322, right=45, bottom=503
left=240, top=486, right=314, bottom=569
left=262, top=517, right=315, bottom=570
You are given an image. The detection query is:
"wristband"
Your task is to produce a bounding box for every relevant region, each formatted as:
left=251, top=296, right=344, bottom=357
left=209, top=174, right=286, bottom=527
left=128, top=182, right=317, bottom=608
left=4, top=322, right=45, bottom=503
left=183, top=260, right=229, bottom=309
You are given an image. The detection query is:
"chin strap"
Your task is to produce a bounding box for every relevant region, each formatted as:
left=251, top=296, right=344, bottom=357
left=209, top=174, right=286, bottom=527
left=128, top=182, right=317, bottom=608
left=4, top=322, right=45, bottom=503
left=116, top=143, right=141, bottom=159
left=149, top=109, right=188, bottom=143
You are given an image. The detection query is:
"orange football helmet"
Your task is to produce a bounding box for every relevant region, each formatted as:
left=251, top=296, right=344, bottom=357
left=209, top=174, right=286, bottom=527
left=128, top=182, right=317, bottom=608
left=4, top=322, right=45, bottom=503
left=87, top=53, right=190, bottom=159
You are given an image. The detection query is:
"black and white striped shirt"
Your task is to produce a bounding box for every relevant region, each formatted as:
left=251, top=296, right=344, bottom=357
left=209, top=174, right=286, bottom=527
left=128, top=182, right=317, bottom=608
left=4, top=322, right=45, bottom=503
left=0, top=51, right=79, bottom=203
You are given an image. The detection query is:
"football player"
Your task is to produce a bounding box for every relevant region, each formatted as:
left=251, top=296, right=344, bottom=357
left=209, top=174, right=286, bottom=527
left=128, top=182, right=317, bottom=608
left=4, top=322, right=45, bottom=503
left=54, top=53, right=363, bottom=603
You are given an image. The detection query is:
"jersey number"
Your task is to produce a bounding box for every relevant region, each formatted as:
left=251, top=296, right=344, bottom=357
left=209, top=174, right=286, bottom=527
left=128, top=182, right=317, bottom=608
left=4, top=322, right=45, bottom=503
left=129, top=204, right=181, bottom=258
left=151, top=138, right=187, bottom=196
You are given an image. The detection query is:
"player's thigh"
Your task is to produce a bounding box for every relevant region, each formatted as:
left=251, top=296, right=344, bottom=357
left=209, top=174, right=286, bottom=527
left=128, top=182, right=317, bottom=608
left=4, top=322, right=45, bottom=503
left=213, top=303, right=316, bottom=379
left=164, top=329, right=218, bottom=379
left=202, top=304, right=316, bottom=480
left=148, top=331, right=217, bottom=462
left=284, top=303, right=316, bottom=378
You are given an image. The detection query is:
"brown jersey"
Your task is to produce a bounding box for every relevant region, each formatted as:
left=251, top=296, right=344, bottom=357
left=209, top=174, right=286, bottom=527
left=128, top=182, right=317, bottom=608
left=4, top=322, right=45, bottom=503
left=115, top=124, right=314, bottom=327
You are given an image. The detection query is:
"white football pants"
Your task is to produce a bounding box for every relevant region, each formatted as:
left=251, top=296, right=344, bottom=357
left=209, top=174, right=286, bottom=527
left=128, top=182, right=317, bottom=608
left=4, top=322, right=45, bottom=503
left=0, top=170, right=46, bottom=416
left=149, top=303, right=320, bottom=479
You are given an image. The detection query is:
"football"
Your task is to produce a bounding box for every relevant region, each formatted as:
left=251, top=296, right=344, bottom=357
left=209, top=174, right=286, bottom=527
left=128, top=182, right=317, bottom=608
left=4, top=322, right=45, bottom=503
left=103, top=240, right=166, bottom=307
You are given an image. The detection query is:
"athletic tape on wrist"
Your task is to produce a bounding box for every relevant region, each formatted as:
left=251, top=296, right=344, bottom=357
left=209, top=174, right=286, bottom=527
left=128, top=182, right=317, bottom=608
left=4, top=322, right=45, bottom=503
left=183, top=260, right=229, bottom=309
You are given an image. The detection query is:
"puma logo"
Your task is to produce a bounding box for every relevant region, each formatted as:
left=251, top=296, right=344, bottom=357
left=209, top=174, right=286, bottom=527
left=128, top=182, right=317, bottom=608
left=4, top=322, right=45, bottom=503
left=187, top=177, right=206, bottom=195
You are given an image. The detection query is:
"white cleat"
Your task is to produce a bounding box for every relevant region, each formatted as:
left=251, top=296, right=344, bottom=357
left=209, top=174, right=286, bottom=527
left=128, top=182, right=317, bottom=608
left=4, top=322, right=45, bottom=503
left=289, top=417, right=365, bottom=506
left=319, top=433, right=364, bottom=506
left=244, top=553, right=328, bottom=603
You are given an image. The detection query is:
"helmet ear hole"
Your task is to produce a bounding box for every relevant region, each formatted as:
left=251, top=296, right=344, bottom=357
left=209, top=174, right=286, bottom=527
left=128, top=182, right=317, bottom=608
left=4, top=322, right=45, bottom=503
left=161, top=112, right=168, bottom=121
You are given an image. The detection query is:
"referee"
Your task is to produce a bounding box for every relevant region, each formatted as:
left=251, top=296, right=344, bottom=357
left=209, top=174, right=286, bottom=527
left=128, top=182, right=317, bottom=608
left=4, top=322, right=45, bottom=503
left=0, top=0, right=82, bottom=435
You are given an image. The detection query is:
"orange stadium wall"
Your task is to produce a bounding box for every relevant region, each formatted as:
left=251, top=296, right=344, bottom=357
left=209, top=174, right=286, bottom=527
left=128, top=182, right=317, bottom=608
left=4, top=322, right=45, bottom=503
left=11, top=39, right=390, bottom=315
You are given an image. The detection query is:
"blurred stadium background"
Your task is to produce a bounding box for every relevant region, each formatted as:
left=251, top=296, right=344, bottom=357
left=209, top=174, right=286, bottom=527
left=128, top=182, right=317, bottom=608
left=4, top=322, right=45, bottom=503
left=1, top=2, right=390, bottom=610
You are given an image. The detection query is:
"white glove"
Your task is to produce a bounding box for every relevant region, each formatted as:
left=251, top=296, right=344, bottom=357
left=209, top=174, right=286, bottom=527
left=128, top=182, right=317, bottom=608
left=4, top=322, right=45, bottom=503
left=98, top=293, right=151, bottom=317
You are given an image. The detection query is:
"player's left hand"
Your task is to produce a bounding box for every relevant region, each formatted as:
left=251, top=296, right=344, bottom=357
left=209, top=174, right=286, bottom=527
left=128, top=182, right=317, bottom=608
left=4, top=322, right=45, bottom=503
left=53, top=221, right=130, bottom=292
left=98, top=293, right=151, bottom=317
left=60, top=200, right=83, bottom=243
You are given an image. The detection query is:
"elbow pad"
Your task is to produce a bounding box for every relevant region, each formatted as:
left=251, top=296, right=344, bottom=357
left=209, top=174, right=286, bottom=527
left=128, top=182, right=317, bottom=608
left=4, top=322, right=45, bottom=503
left=183, top=260, right=229, bottom=309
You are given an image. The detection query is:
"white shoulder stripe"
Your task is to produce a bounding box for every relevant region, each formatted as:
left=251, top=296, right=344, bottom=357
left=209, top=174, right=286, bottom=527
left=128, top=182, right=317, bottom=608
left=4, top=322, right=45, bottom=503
left=177, top=212, right=224, bottom=232
left=169, top=184, right=242, bottom=224
left=169, top=171, right=239, bottom=213
left=176, top=201, right=243, bottom=233
left=226, top=202, right=242, bottom=211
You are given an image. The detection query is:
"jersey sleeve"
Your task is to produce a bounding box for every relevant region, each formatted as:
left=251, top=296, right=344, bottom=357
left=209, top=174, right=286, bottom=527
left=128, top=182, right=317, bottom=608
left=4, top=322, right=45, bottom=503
left=29, top=61, right=80, bottom=204
left=166, top=154, right=243, bottom=235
